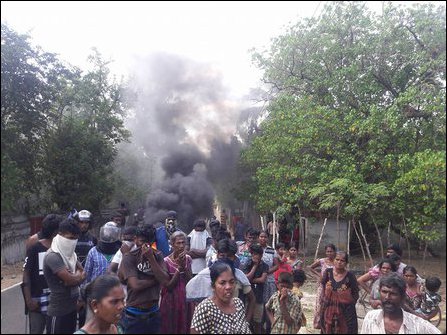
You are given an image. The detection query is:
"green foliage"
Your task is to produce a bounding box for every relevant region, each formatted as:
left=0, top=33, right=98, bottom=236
left=242, top=2, right=446, bottom=244
left=393, top=150, right=446, bottom=242
left=1, top=23, right=73, bottom=211
left=1, top=24, right=130, bottom=213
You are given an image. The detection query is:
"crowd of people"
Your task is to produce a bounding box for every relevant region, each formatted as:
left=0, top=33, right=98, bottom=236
left=21, top=210, right=443, bottom=334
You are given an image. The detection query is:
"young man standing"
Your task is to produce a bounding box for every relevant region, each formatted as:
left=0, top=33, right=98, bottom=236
left=118, top=223, right=169, bottom=334
left=43, top=218, right=86, bottom=334
left=22, top=214, right=63, bottom=334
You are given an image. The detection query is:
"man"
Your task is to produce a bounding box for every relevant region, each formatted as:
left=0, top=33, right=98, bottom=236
left=74, top=209, right=97, bottom=267
left=108, top=226, right=138, bottom=274
left=83, top=222, right=121, bottom=285
left=164, top=210, right=181, bottom=238
left=361, top=273, right=441, bottom=334
left=117, top=202, right=130, bottom=227
left=186, top=219, right=212, bottom=276
left=118, top=223, right=169, bottom=334
left=43, top=218, right=86, bottom=334
left=22, top=214, right=63, bottom=334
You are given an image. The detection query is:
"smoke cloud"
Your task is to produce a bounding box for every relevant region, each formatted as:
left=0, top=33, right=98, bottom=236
left=125, top=52, right=251, bottom=232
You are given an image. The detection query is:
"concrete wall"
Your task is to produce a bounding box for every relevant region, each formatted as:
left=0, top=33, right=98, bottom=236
left=1, top=215, right=29, bottom=265
left=304, top=218, right=349, bottom=257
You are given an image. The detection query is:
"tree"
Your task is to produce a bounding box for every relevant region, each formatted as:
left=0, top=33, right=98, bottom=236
left=242, top=2, right=446, bottom=245
left=1, top=23, right=74, bottom=212
left=44, top=51, right=130, bottom=211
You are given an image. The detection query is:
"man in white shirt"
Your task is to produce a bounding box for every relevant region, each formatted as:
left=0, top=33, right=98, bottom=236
left=361, top=273, right=441, bottom=334
left=186, top=219, right=212, bottom=275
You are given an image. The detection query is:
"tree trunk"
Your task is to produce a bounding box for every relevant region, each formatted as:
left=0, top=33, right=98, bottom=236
left=347, top=220, right=351, bottom=255
left=336, top=202, right=340, bottom=248
left=358, top=220, right=374, bottom=267
left=371, top=213, right=384, bottom=258
left=402, top=216, right=411, bottom=262
left=387, top=221, right=391, bottom=247
left=422, top=242, right=428, bottom=276
left=353, top=219, right=367, bottom=271
left=314, top=218, right=328, bottom=260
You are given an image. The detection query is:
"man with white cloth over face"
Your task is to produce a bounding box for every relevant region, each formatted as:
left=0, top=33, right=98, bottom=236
left=186, top=219, right=212, bottom=276
left=43, top=218, right=86, bottom=334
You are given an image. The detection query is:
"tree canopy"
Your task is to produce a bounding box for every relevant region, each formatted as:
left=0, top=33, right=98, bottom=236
left=1, top=24, right=130, bottom=213
left=243, top=1, right=446, bottom=244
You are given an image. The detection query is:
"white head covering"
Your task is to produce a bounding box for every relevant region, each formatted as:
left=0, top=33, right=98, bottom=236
left=50, top=234, right=78, bottom=273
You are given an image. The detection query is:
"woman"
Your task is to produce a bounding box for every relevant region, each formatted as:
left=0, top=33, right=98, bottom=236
left=286, top=245, right=303, bottom=270
left=190, top=261, right=251, bottom=334
left=403, top=265, right=423, bottom=312
left=357, top=258, right=396, bottom=309
left=160, top=231, right=194, bottom=334
left=308, top=243, right=336, bottom=329
left=75, top=274, right=125, bottom=334
left=320, top=251, right=359, bottom=334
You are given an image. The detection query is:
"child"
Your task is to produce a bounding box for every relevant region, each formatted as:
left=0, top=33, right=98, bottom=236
left=245, top=243, right=269, bottom=334
left=266, top=271, right=303, bottom=334
left=415, top=276, right=442, bottom=320
left=292, top=269, right=307, bottom=327
left=274, top=242, right=292, bottom=284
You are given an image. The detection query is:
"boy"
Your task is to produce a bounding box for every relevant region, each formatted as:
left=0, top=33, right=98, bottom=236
left=416, top=276, right=442, bottom=321
left=266, top=271, right=302, bottom=334
left=292, top=269, right=307, bottom=327
left=245, top=243, right=268, bottom=334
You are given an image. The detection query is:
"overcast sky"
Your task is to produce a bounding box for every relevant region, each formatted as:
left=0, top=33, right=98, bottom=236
left=1, top=1, right=434, bottom=97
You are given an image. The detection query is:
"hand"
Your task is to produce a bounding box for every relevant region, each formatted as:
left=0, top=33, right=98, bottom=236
left=176, top=251, right=187, bottom=270
left=279, top=288, right=289, bottom=302
left=26, top=299, right=40, bottom=312
left=142, top=243, right=155, bottom=260
left=370, top=300, right=381, bottom=309
left=120, top=242, right=132, bottom=254
left=76, top=269, right=86, bottom=281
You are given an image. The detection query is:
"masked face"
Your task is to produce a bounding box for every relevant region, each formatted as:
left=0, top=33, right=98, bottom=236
left=165, top=219, right=177, bottom=236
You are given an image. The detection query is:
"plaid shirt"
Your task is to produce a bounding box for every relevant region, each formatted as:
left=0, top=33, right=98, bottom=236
left=266, top=290, right=302, bottom=334
left=83, top=247, right=114, bottom=286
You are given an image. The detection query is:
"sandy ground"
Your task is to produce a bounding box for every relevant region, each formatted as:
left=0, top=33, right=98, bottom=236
left=2, top=254, right=445, bottom=332
left=1, top=261, right=23, bottom=291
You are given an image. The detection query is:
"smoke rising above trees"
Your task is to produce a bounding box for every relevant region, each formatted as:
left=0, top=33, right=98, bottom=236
left=124, top=52, right=260, bottom=231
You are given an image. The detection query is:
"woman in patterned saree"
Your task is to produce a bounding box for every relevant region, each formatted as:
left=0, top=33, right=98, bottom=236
left=320, top=251, right=359, bottom=334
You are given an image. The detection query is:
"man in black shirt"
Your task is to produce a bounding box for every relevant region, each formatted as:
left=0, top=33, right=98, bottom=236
left=22, top=214, right=63, bottom=334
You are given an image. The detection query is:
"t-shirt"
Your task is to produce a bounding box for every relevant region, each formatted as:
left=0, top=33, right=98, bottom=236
left=245, top=259, right=269, bottom=303
left=75, top=232, right=97, bottom=267
left=118, top=247, right=167, bottom=308
left=43, top=251, right=79, bottom=316
left=23, top=241, right=51, bottom=313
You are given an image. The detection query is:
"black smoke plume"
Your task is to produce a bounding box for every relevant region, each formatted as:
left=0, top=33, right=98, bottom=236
left=125, top=52, right=247, bottom=232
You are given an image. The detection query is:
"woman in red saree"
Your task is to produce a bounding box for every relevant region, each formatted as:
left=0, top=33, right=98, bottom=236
left=160, top=231, right=194, bottom=334
left=320, top=251, right=359, bottom=334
